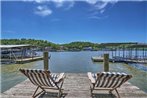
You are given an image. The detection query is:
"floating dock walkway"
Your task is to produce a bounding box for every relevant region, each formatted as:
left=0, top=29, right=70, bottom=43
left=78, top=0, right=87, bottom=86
left=91, top=56, right=147, bottom=64
left=15, top=56, right=43, bottom=64
left=91, top=56, right=113, bottom=62
left=1, top=73, right=147, bottom=98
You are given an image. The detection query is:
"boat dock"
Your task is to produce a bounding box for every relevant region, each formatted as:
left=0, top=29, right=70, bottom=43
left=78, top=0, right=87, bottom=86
left=0, top=45, right=43, bottom=64
left=93, top=43, right=147, bottom=64
left=91, top=56, right=147, bottom=64
left=15, top=56, right=43, bottom=64
left=1, top=73, right=147, bottom=98
left=91, top=56, right=113, bottom=62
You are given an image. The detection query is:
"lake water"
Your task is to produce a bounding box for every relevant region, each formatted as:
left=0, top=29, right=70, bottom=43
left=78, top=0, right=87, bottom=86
left=1, top=51, right=147, bottom=93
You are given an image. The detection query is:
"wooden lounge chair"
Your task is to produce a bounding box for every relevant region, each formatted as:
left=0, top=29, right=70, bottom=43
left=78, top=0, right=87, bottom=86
left=87, top=72, right=132, bottom=98
left=19, top=69, right=65, bottom=98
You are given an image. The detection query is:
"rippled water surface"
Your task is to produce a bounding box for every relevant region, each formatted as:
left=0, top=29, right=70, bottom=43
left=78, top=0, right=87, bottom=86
left=1, top=51, right=147, bottom=93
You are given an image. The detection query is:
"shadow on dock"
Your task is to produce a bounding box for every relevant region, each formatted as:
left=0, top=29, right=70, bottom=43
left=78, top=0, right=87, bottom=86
left=38, top=92, right=68, bottom=98
left=92, top=93, right=116, bottom=98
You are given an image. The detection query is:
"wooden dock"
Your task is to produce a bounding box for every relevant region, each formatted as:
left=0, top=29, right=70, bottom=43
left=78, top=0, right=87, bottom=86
left=1, top=73, right=147, bottom=98
left=15, top=56, right=43, bottom=64
left=91, top=56, right=147, bottom=64
left=91, top=56, right=113, bottom=62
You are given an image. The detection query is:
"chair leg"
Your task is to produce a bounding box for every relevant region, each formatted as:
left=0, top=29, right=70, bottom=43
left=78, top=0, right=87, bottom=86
left=109, top=88, right=116, bottom=94
left=57, top=79, right=64, bottom=98
left=57, top=89, right=62, bottom=98
left=109, top=90, right=112, bottom=94
left=115, top=88, right=120, bottom=98
left=60, top=89, right=63, bottom=96
left=90, top=86, right=93, bottom=97
left=32, top=86, right=45, bottom=98
left=32, top=86, right=39, bottom=98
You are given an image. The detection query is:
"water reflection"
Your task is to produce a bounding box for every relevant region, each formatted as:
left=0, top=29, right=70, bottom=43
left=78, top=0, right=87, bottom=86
left=128, top=63, right=147, bottom=71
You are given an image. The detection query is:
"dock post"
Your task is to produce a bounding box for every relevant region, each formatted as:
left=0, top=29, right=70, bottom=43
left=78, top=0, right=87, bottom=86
left=103, top=54, right=109, bottom=72
left=44, top=51, right=49, bottom=70
left=123, top=45, right=125, bottom=58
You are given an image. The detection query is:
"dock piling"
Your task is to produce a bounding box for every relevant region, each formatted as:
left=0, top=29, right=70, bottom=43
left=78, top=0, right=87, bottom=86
left=43, top=51, right=49, bottom=70
left=103, top=54, right=109, bottom=72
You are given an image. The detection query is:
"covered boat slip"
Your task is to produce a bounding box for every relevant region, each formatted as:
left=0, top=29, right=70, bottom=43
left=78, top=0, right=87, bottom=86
left=0, top=44, right=43, bottom=64
left=92, top=43, right=147, bottom=64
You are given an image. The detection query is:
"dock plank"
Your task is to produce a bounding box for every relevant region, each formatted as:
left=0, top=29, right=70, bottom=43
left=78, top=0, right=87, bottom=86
left=1, top=73, right=147, bottom=98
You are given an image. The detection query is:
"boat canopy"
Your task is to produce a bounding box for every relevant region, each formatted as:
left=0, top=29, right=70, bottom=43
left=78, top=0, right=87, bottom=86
left=0, top=44, right=33, bottom=49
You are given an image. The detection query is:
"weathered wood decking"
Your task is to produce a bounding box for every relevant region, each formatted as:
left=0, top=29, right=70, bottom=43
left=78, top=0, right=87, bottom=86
left=1, top=73, right=147, bottom=98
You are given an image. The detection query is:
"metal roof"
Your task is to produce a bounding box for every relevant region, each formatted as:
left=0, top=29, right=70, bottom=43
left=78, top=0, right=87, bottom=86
left=0, top=44, right=32, bottom=48
left=98, top=42, right=138, bottom=47
left=127, top=44, right=147, bottom=48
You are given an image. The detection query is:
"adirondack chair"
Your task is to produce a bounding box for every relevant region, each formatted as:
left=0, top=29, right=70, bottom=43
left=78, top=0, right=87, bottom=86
left=20, top=69, right=65, bottom=98
left=87, top=72, right=132, bottom=98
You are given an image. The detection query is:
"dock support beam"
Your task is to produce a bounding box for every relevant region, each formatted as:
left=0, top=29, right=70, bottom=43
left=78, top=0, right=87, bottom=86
left=103, top=54, right=109, bottom=72
left=44, top=51, right=49, bottom=70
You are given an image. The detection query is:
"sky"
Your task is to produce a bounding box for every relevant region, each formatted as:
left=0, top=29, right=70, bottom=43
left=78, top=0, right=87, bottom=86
left=1, top=0, right=147, bottom=44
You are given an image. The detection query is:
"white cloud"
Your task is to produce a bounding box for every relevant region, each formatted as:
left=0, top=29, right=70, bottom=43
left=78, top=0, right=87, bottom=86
left=87, top=0, right=118, bottom=13
left=87, top=0, right=118, bottom=20
left=51, top=0, right=64, bottom=8
left=28, top=0, right=75, bottom=17
left=22, top=0, right=45, bottom=3
left=25, top=0, right=118, bottom=18
left=88, top=16, right=101, bottom=19
left=33, top=0, right=75, bottom=9
left=34, top=0, right=44, bottom=3
left=100, top=9, right=105, bottom=13
left=34, top=6, right=52, bottom=17
left=51, top=0, right=75, bottom=10
left=88, top=15, right=108, bottom=20
left=86, top=0, right=97, bottom=5
left=64, top=1, right=75, bottom=10
left=101, top=0, right=118, bottom=4
left=95, top=2, right=108, bottom=10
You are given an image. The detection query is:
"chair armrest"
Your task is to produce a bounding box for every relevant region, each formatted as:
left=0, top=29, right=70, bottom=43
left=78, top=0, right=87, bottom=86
left=55, top=73, right=65, bottom=83
left=87, top=72, right=96, bottom=84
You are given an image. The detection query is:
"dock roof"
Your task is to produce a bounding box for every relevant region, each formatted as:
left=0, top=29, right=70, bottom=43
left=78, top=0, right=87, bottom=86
left=100, top=42, right=138, bottom=46
left=128, top=44, right=147, bottom=48
left=0, top=44, right=32, bottom=49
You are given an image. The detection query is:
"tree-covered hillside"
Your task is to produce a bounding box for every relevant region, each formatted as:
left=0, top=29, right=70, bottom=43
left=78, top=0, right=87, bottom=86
left=1, top=39, right=60, bottom=49
left=63, top=41, right=100, bottom=50
left=1, top=39, right=100, bottom=50
left=0, top=39, right=138, bottom=51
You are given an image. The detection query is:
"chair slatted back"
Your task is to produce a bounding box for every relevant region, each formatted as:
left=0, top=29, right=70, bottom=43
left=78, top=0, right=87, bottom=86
left=20, top=69, right=57, bottom=87
left=95, top=72, right=132, bottom=88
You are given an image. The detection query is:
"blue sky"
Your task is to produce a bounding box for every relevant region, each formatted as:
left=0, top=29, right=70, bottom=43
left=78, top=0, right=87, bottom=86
left=1, top=0, right=147, bottom=44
